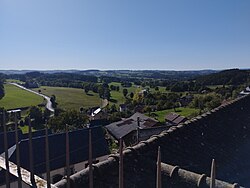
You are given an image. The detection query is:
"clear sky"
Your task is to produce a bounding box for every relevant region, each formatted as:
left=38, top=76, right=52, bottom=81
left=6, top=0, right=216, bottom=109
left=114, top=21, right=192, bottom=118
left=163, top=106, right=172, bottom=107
left=0, top=0, right=249, bottom=70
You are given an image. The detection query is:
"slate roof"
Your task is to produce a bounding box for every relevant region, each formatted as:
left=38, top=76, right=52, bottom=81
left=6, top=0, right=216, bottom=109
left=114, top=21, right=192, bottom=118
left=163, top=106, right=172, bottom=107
left=22, top=128, right=52, bottom=139
left=9, top=126, right=109, bottom=174
left=105, top=112, right=159, bottom=139
left=130, top=112, right=158, bottom=128
left=172, top=116, right=187, bottom=125
left=165, top=112, right=180, bottom=122
left=89, top=119, right=109, bottom=127
left=0, top=129, right=53, bottom=154
left=0, top=130, right=22, bottom=154
left=106, top=119, right=138, bottom=139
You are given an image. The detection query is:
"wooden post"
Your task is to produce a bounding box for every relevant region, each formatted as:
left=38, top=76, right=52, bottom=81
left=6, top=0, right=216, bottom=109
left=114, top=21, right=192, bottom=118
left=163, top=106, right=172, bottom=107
left=156, top=146, right=161, bottom=188
left=65, top=125, right=70, bottom=188
left=137, top=117, right=140, bottom=143
left=3, top=111, right=10, bottom=188
left=119, top=138, right=124, bottom=188
left=210, top=159, right=216, bottom=188
left=14, top=112, right=22, bottom=188
left=137, top=117, right=140, bottom=127
left=88, top=129, right=93, bottom=188
left=45, top=123, right=51, bottom=188
left=28, top=117, right=35, bottom=186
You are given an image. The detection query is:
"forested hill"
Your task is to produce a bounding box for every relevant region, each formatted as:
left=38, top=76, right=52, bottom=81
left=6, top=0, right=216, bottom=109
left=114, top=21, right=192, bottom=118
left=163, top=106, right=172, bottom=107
left=195, top=69, right=250, bottom=85
left=0, top=69, right=217, bottom=80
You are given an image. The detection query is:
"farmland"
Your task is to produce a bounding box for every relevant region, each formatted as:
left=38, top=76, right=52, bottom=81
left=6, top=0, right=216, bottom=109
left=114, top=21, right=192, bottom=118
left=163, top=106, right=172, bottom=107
left=0, top=84, right=44, bottom=109
left=32, top=86, right=101, bottom=110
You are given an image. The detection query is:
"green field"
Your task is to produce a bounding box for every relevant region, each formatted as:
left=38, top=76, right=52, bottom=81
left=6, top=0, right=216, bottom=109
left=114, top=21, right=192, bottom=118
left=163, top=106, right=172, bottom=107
left=33, top=86, right=102, bottom=110
left=150, top=107, right=199, bottom=122
left=109, top=82, right=139, bottom=105
left=0, top=84, right=44, bottom=109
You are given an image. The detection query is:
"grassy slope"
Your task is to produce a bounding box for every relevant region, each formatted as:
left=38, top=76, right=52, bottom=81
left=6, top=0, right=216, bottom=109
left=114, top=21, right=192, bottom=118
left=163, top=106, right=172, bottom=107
left=33, top=86, right=101, bottom=110
left=152, top=107, right=199, bottom=122
left=109, top=82, right=139, bottom=105
left=0, top=84, right=44, bottom=109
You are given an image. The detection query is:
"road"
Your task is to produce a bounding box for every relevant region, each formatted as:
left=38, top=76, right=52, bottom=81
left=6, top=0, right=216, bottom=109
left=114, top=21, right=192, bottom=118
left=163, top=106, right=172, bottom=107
left=9, top=83, right=55, bottom=112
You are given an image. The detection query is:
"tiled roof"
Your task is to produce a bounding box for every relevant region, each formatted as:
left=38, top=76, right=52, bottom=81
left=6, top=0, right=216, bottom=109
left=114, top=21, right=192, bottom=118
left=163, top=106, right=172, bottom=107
left=165, top=112, right=179, bottom=122
left=172, top=116, right=187, bottom=125
left=105, top=113, right=159, bottom=139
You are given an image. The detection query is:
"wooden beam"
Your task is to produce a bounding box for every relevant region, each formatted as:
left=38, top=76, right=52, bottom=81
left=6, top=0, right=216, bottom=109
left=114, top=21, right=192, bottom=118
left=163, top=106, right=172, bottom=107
left=119, top=138, right=124, bottom=188
left=65, top=125, right=70, bottom=188
left=3, top=112, right=10, bottom=188
left=88, top=129, right=93, bottom=188
left=15, top=112, right=22, bottom=188
left=28, top=117, right=35, bottom=186
left=210, top=159, right=216, bottom=188
left=156, top=146, right=161, bottom=188
left=45, top=124, right=51, bottom=188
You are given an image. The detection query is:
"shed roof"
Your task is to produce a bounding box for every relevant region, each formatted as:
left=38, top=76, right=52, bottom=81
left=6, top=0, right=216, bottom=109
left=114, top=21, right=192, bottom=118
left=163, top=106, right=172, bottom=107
left=165, top=112, right=180, bottom=122
left=172, top=116, right=187, bottom=125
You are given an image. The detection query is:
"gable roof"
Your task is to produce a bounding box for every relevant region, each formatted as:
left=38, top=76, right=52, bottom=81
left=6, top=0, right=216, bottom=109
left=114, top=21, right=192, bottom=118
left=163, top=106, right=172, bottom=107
left=106, top=119, right=138, bottom=140
left=105, top=112, right=159, bottom=139
left=130, top=112, right=158, bottom=128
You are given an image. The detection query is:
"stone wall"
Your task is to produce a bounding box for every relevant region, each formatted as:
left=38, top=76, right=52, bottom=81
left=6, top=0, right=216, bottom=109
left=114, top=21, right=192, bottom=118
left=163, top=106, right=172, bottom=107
left=55, top=95, right=250, bottom=188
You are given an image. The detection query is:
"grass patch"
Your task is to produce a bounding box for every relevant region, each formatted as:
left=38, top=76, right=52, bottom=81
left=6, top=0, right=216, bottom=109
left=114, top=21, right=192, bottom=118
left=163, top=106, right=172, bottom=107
left=33, top=86, right=101, bottom=110
left=18, top=125, right=35, bottom=134
left=151, top=107, right=199, bottom=122
left=0, top=84, right=44, bottom=110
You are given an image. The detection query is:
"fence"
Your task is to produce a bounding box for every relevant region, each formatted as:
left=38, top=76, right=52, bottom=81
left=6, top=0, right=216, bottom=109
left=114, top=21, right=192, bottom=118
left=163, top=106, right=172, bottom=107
left=0, top=111, right=240, bottom=188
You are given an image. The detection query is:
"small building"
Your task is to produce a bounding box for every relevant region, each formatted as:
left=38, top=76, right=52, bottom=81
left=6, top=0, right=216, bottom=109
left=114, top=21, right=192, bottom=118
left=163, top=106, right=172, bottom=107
left=90, top=108, right=108, bottom=121
left=239, top=86, right=250, bottom=96
left=172, top=116, right=187, bottom=125
left=7, top=109, right=22, bottom=120
left=165, top=112, right=179, bottom=125
left=105, top=112, right=160, bottom=146
left=165, top=112, right=187, bottom=126
left=130, top=112, right=159, bottom=128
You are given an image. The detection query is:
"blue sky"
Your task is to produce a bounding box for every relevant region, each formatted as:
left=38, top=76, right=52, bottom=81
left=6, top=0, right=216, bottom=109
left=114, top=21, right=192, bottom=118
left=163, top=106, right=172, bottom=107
left=0, top=0, right=249, bottom=70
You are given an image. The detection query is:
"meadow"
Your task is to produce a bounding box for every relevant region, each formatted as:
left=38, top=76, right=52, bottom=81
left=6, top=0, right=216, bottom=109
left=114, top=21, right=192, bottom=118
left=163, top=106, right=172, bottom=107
left=150, top=107, right=199, bottom=122
left=33, top=86, right=101, bottom=110
left=0, top=84, right=44, bottom=109
left=109, top=82, right=138, bottom=105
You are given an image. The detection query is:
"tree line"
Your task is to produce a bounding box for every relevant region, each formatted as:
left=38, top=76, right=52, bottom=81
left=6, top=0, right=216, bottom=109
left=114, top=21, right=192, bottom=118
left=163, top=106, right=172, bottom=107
left=0, top=74, right=5, bottom=100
